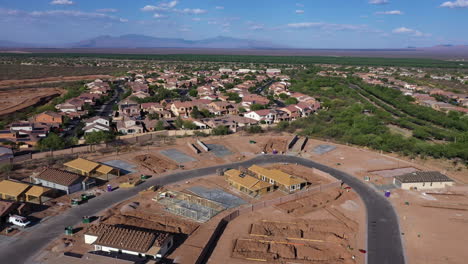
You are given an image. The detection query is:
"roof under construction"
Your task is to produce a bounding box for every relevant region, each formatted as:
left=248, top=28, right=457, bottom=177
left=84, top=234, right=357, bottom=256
left=0, top=180, right=31, bottom=197
left=248, top=165, right=307, bottom=187
left=64, top=158, right=115, bottom=175
left=64, top=158, right=99, bottom=173
left=25, top=185, right=51, bottom=197
left=225, top=169, right=272, bottom=191
left=86, top=224, right=170, bottom=253
left=395, top=171, right=453, bottom=183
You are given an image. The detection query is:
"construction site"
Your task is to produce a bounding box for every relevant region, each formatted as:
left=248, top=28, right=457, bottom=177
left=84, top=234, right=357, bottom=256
left=7, top=132, right=466, bottom=264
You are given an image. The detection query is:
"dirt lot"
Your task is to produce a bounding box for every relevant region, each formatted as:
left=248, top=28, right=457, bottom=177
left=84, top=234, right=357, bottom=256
left=209, top=185, right=366, bottom=264
left=0, top=74, right=113, bottom=87
left=262, top=137, right=288, bottom=154
left=14, top=132, right=468, bottom=264
left=0, top=87, right=65, bottom=116
left=134, top=154, right=179, bottom=174
left=389, top=188, right=468, bottom=264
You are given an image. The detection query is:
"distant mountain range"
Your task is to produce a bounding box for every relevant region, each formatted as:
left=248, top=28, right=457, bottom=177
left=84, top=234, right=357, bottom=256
left=0, top=35, right=286, bottom=49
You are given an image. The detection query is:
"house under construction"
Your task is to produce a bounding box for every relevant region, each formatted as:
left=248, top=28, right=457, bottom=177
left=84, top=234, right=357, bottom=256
left=225, top=169, right=273, bottom=197
left=154, top=190, right=226, bottom=223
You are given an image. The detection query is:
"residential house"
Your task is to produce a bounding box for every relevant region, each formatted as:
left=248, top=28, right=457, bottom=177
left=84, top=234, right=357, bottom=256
left=266, top=69, right=281, bottom=76
left=83, top=116, right=111, bottom=133
left=84, top=224, right=173, bottom=259
left=34, top=111, right=63, bottom=126
left=118, top=98, right=141, bottom=117
left=0, top=147, right=13, bottom=164
left=116, top=118, right=143, bottom=135
left=394, top=171, right=454, bottom=190
left=248, top=165, right=307, bottom=193
left=31, top=168, right=92, bottom=194
left=225, top=169, right=273, bottom=197
left=244, top=109, right=277, bottom=124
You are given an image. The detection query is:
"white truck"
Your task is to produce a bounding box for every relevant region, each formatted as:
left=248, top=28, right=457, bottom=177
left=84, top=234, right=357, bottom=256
left=7, top=215, right=31, bottom=227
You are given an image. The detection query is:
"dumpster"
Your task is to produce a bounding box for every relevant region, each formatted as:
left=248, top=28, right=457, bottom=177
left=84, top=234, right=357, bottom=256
left=107, top=184, right=113, bottom=192
left=141, top=174, right=151, bottom=180
left=272, top=149, right=278, bottom=154
left=249, top=140, right=256, bottom=144
left=71, top=198, right=80, bottom=206
left=65, top=226, right=73, bottom=235
left=81, top=194, right=88, bottom=201
left=82, top=216, right=91, bottom=224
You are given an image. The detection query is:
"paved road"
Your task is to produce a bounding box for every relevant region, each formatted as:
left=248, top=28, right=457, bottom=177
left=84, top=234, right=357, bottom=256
left=0, top=155, right=405, bottom=264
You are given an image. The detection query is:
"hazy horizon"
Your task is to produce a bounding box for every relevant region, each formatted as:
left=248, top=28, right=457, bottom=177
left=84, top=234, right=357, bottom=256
left=1, top=0, right=468, bottom=49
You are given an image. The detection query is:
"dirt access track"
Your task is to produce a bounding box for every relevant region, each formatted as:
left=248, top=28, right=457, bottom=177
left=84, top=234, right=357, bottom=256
left=0, top=155, right=405, bottom=264
left=0, top=87, right=65, bottom=116
left=0, top=74, right=112, bottom=89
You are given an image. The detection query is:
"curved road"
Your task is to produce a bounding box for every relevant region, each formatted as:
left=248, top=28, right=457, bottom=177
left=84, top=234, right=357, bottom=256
left=0, top=155, right=405, bottom=264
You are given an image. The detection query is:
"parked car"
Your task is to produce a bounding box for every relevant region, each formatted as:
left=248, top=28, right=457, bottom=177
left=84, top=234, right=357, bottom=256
left=7, top=215, right=31, bottom=227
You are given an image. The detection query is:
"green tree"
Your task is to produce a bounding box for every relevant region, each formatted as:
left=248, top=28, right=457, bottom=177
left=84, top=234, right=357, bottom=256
left=189, top=89, right=198, bottom=97
left=212, top=125, right=229, bottom=135
left=37, top=133, right=65, bottom=151
left=250, top=104, right=265, bottom=111
left=190, top=107, right=203, bottom=119
left=155, top=120, right=165, bottom=131
left=247, top=125, right=263, bottom=134
left=183, top=121, right=197, bottom=130
left=84, top=131, right=115, bottom=144
left=284, top=97, right=299, bottom=105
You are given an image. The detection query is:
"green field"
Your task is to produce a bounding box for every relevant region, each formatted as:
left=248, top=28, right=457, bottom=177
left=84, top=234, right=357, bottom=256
left=1, top=53, right=467, bottom=68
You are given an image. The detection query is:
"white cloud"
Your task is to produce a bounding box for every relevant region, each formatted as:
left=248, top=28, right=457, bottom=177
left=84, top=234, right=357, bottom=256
left=153, top=13, right=168, bottom=19
left=393, top=27, right=430, bottom=37
left=141, top=1, right=179, bottom=12
left=215, top=6, right=224, bottom=10
left=174, top=8, right=207, bottom=15
left=286, top=22, right=365, bottom=31
left=375, top=10, right=403, bottom=15
left=96, top=8, right=118, bottom=13
left=440, top=0, right=468, bottom=8
left=296, top=10, right=305, bottom=14
left=28, top=10, right=128, bottom=22
left=50, top=0, right=74, bottom=5
left=369, top=0, right=389, bottom=5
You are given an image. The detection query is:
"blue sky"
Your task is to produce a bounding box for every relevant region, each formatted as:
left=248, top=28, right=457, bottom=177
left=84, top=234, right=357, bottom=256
left=0, top=0, right=467, bottom=48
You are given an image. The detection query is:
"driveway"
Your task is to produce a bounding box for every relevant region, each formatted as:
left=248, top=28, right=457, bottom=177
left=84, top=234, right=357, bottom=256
left=0, top=155, right=405, bottom=264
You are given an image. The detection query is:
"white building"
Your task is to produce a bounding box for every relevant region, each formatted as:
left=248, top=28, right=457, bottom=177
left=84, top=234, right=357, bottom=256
left=84, top=224, right=173, bottom=259
left=393, top=171, right=454, bottom=190
left=31, top=168, right=91, bottom=194
left=84, top=117, right=111, bottom=134
left=244, top=109, right=277, bottom=124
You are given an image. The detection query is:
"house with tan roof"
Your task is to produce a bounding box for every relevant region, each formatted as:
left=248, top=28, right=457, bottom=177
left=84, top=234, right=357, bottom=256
left=225, top=169, right=273, bottom=197
left=84, top=224, right=173, bottom=260
left=248, top=165, right=307, bottom=193
left=64, top=158, right=120, bottom=180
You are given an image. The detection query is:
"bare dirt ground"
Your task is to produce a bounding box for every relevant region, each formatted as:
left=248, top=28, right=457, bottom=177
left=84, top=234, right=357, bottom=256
left=133, top=154, right=178, bottom=174
left=389, top=188, right=468, bottom=264
left=19, top=132, right=468, bottom=264
left=208, top=185, right=366, bottom=264
left=0, top=87, right=65, bottom=116
left=262, top=137, right=288, bottom=154
left=0, top=75, right=113, bottom=88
